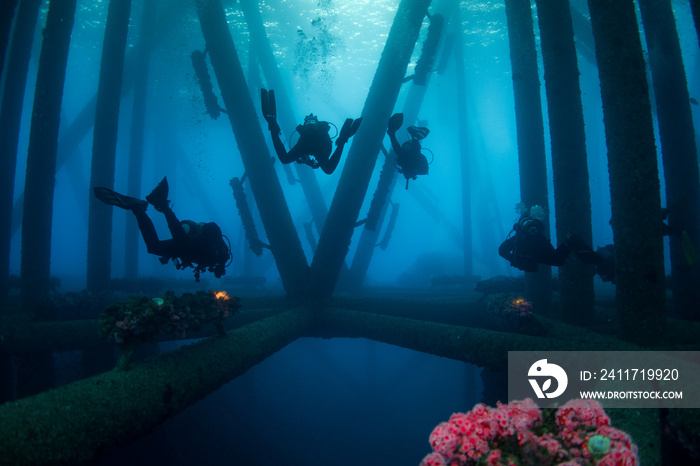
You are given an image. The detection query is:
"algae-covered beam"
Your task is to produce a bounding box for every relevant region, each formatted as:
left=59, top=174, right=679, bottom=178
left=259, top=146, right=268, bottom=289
left=0, top=309, right=314, bottom=465
left=308, top=0, right=431, bottom=299
left=0, top=307, right=284, bottom=356
left=194, top=0, right=308, bottom=297
left=311, top=308, right=626, bottom=370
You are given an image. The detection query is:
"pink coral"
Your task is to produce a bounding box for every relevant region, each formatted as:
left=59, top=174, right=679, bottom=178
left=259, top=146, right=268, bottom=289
left=592, top=426, right=639, bottom=465
left=596, top=445, right=639, bottom=466
left=429, top=422, right=460, bottom=458
left=420, top=399, right=637, bottom=466
left=556, top=399, right=610, bottom=431
left=556, top=399, right=610, bottom=447
left=420, top=452, right=447, bottom=466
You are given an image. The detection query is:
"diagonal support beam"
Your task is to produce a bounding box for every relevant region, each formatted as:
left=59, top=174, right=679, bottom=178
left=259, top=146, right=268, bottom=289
left=308, top=0, right=432, bottom=299
left=238, top=0, right=331, bottom=232
left=194, top=0, right=309, bottom=297
left=0, top=309, right=315, bottom=464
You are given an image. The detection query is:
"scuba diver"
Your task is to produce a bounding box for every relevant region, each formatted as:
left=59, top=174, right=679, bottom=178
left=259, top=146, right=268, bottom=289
left=387, top=113, right=431, bottom=189
left=94, top=177, right=231, bottom=282
left=498, top=204, right=597, bottom=272
left=260, top=88, right=362, bottom=174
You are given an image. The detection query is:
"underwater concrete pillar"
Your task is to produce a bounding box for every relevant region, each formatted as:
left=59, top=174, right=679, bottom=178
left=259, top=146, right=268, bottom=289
left=20, top=0, right=78, bottom=309
left=0, top=0, right=42, bottom=302
left=504, top=0, right=552, bottom=314
left=86, top=0, right=133, bottom=291
left=195, top=0, right=309, bottom=297
left=637, top=0, right=700, bottom=320
left=9, top=7, right=189, bottom=241
left=587, top=0, right=666, bottom=344
left=308, top=0, right=431, bottom=299
left=535, top=0, right=595, bottom=324
left=125, top=0, right=157, bottom=279
left=452, top=3, right=472, bottom=278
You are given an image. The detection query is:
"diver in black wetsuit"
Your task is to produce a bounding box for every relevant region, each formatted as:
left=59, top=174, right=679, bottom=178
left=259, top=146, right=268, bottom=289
left=499, top=214, right=573, bottom=272
left=387, top=113, right=430, bottom=189
left=260, top=88, right=362, bottom=174
left=94, top=177, right=230, bottom=282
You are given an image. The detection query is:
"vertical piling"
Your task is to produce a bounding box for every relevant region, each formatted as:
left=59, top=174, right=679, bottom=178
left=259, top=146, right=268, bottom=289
left=535, top=0, right=594, bottom=324
left=125, top=0, right=158, bottom=279
left=587, top=0, right=666, bottom=344
left=20, top=0, right=78, bottom=309
left=453, top=4, right=472, bottom=278
left=503, top=0, right=552, bottom=313
left=0, top=0, right=42, bottom=302
left=17, top=0, right=78, bottom=400
left=637, top=0, right=700, bottom=320
left=86, top=0, right=134, bottom=291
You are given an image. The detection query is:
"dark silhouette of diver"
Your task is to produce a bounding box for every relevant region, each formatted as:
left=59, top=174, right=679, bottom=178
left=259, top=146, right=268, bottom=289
left=94, top=177, right=231, bottom=282
left=260, top=88, right=362, bottom=174
left=387, top=113, right=430, bottom=189
left=499, top=215, right=571, bottom=272
left=498, top=205, right=598, bottom=272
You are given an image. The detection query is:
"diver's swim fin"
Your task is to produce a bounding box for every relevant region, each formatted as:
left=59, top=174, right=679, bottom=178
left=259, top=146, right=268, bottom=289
left=146, top=177, right=170, bottom=212
left=94, top=187, right=147, bottom=211
left=268, top=89, right=276, bottom=118
left=349, top=117, right=362, bottom=136
left=337, top=117, right=362, bottom=144
left=260, top=88, right=279, bottom=133
left=387, top=113, right=403, bottom=134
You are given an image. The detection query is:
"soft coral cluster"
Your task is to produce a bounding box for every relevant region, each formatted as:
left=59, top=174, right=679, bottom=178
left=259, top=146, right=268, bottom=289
left=420, top=399, right=638, bottom=466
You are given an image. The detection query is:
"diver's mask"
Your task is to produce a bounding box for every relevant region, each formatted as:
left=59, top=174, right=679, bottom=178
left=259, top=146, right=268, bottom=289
left=304, top=114, right=319, bottom=126
left=517, top=216, right=543, bottom=236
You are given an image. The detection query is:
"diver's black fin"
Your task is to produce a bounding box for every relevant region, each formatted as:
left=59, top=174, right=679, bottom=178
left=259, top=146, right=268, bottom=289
left=268, top=89, right=276, bottom=119
left=94, top=187, right=147, bottom=211
left=260, top=88, right=279, bottom=133
left=388, top=113, right=403, bottom=134
left=146, top=177, right=170, bottom=212
left=337, top=117, right=363, bottom=145
left=337, top=119, right=352, bottom=144
left=349, top=117, right=362, bottom=137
